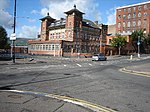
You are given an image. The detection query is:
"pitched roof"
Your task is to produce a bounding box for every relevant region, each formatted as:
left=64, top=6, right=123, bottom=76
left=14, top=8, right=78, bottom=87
left=40, top=13, right=55, bottom=21
left=64, top=5, right=85, bottom=15
left=83, top=19, right=99, bottom=29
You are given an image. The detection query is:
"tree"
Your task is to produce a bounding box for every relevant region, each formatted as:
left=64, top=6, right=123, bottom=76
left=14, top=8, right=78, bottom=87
left=131, top=29, right=148, bottom=53
left=144, top=34, right=150, bottom=46
left=0, top=26, right=8, bottom=49
left=111, top=34, right=127, bottom=55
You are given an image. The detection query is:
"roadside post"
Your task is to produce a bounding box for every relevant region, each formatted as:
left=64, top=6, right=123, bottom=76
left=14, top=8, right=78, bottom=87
left=10, top=33, right=16, bottom=63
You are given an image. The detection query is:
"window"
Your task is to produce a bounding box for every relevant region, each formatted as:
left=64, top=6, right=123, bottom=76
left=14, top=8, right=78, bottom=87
left=138, top=20, right=141, bottom=26
left=123, top=22, right=126, bottom=28
left=58, top=33, right=61, bottom=39
left=128, top=8, right=131, bottom=12
left=109, top=39, right=112, bottom=44
left=62, top=32, right=65, bottom=39
left=43, top=45, right=46, bottom=50
left=56, top=33, right=58, bottom=39
left=118, top=15, right=121, bottom=19
left=40, top=45, right=42, bottom=50
left=123, top=15, right=126, bottom=19
left=48, top=45, right=51, bottom=50
left=52, top=45, right=54, bottom=50
left=46, top=45, right=48, bottom=50
left=127, top=31, right=131, bottom=34
left=118, top=23, right=121, bottom=28
left=128, top=14, right=131, bottom=19
left=50, top=34, right=52, bottom=39
left=124, top=8, right=126, bottom=12
left=128, top=21, right=131, bottom=27
left=133, top=12, right=136, bottom=18
left=144, top=5, right=147, bottom=9
left=143, top=19, right=147, bottom=27
left=55, top=45, right=59, bottom=50
left=69, top=22, right=71, bottom=27
left=138, top=6, right=142, bottom=11
left=144, top=12, right=147, bottom=16
left=132, top=21, right=136, bottom=27
left=138, top=12, right=141, bottom=17
left=133, top=7, right=136, bottom=11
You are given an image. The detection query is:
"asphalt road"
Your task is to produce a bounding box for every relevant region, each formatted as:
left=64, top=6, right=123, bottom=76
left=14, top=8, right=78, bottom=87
left=0, top=56, right=150, bottom=112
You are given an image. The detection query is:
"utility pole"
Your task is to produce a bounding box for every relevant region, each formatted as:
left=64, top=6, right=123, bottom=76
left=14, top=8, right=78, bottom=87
left=12, top=0, right=16, bottom=63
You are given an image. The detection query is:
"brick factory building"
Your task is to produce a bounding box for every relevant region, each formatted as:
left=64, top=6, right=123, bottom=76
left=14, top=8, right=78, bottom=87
left=28, top=5, right=106, bottom=57
left=116, top=1, right=150, bottom=34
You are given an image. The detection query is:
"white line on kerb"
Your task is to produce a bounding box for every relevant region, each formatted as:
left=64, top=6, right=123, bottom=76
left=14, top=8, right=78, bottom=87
left=2, top=90, right=117, bottom=112
left=76, top=63, right=82, bottom=67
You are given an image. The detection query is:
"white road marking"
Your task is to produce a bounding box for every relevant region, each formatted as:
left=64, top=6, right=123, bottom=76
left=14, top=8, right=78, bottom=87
left=76, top=63, right=82, bottom=67
left=89, top=63, right=92, bottom=66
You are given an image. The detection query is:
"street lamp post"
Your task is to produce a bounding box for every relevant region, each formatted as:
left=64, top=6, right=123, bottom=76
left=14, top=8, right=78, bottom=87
left=12, top=0, right=17, bottom=63
left=137, top=36, right=140, bottom=58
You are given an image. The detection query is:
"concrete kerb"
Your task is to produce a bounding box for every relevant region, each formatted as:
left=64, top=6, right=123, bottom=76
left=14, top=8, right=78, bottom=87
left=120, top=67, right=150, bottom=78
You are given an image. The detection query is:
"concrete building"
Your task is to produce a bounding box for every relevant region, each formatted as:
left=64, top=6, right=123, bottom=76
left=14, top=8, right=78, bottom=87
left=116, top=1, right=150, bottom=34
left=28, top=5, right=102, bottom=57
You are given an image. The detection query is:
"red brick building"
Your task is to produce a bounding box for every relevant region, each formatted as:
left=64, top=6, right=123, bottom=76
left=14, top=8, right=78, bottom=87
left=28, top=5, right=103, bottom=57
left=116, top=1, right=150, bottom=34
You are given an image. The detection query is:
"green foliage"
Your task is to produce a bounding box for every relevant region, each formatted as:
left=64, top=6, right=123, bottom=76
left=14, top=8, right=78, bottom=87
left=0, top=26, right=8, bottom=49
left=131, top=29, right=150, bottom=53
left=144, top=34, right=150, bottom=46
left=111, top=34, right=127, bottom=55
left=131, top=29, right=144, bottom=41
left=111, top=34, right=127, bottom=48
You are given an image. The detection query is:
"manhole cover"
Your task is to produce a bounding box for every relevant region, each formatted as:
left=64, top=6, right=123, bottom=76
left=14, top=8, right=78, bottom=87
left=0, top=86, right=13, bottom=90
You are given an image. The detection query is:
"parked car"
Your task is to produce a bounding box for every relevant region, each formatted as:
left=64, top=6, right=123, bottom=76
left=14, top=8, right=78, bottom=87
left=92, top=53, right=107, bottom=61
left=0, top=51, right=12, bottom=61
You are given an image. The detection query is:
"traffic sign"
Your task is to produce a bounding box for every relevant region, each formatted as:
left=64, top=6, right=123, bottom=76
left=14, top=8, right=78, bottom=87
left=137, top=42, right=140, bottom=45
left=10, top=33, right=16, bottom=40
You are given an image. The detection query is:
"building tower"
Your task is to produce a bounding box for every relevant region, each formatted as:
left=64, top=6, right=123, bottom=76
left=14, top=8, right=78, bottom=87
left=40, top=13, right=55, bottom=41
left=64, top=5, right=85, bottom=53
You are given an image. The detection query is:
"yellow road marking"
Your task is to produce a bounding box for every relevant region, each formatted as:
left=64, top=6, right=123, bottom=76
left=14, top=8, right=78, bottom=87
left=119, top=68, right=150, bottom=78
left=2, top=90, right=117, bottom=112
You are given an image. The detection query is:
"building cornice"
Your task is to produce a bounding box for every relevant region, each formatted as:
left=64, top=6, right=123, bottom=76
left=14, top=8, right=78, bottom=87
left=116, top=1, right=150, bottom=9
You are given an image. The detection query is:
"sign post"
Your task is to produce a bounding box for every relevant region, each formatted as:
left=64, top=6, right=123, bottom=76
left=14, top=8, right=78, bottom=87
left=10, top=33, right=16, bottom=63
left=137, top=36, right=140, bottom=58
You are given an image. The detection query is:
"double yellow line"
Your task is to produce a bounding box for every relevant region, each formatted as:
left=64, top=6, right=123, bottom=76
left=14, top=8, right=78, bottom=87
left=3, top=90, right=117, bottom=112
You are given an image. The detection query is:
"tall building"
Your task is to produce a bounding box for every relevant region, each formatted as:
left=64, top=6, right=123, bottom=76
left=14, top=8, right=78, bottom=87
left=28, top=5, right=102, bottom=57
left=116, top=1, right=150, bottom=34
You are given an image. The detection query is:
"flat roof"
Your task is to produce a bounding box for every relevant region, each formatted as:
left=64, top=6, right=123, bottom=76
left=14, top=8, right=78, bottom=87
left=116, top=1, right=150, bottom=9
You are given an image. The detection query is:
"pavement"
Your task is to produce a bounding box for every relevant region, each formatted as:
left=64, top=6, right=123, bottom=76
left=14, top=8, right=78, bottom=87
left=0, top=55, right=150, bottom=112
left=121, top=63, right=150, bottom=77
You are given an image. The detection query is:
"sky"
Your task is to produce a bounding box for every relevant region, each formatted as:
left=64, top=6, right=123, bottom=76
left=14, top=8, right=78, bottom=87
left=0, top=0, right=149, bottom=39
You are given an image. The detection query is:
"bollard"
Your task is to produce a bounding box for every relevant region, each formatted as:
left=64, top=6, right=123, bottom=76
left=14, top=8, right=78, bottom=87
left=130, top=55, right=133, bottom=60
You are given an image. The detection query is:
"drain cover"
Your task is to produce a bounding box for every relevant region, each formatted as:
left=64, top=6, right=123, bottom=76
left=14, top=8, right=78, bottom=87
left=64, top=73, right=71, bottom=75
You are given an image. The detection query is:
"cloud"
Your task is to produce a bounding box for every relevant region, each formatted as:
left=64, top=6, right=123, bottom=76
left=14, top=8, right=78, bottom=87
left=0, top=0, right=10, bottom=10
left=106, top=7, right=116, bottom=25
left=31, top=10, right=40, bottom=14
left=27, top=18, right=36, bottom=23
left=39, top=0, right=101, bottom=22
left=18, top=25, right=39, bottom=38
left=0, top=0, right=13, bottom=29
